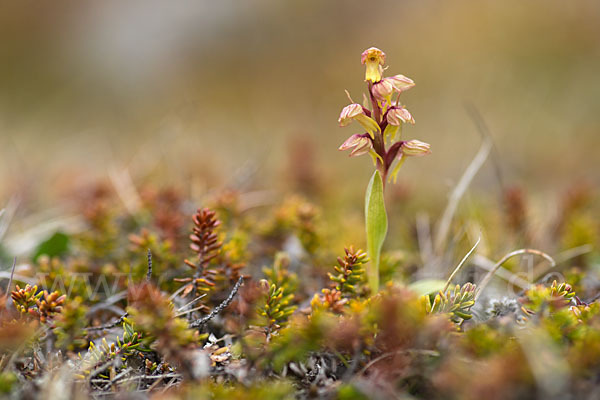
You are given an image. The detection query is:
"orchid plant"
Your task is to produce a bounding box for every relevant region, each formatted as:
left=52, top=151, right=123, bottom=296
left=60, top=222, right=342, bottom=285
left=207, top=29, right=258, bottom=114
left=338, top=47, right=431, bottom=293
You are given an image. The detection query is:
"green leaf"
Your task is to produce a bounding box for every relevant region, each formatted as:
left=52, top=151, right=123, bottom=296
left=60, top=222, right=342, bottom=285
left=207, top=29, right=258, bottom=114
left=365, top=170, right=387, bottom=293
left=409, top=279, right=447, bottom=296
left=33, top=231, right=70, bottom=262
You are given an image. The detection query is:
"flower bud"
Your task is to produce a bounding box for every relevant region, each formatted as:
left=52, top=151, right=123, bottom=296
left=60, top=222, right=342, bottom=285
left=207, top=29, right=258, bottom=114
left=371, top=79, right=394, bottom=103
left=259, top=279, right=270, bottom=292
left=564, top=284, right=572, bottom=292
left=338, top=103, right=381, bottom=138
left=387, top=107, right=415, bottom=125
left=338, top=133, right=372, bottom=157
left=372, top=75, right=415, bottom=103
left=361, top=47, right=386, bottom=83
left=338, top=104, right=364, bottom=126
left=401, top=140, right=431, bottom=157
left=388, top=74, right=415, bottom=92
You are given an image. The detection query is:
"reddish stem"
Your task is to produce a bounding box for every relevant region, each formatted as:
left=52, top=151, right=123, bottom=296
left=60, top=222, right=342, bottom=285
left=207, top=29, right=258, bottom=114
left=368, top=82, right=388, bottom=186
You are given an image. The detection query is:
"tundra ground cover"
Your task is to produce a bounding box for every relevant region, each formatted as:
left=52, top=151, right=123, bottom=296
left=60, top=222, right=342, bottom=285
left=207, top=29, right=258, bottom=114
left=0, top=44, right=599, bottom=400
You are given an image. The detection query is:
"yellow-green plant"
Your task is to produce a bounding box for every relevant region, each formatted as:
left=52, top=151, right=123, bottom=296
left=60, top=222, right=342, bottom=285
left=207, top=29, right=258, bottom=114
left=11, top=284, right=66, bottom=324
left=10, top=285, right=42, bottom=316
left=329, top=246, right=368, bottom=296
left=262, top=252, right=298, bottom=296
left=424, top=282, right=477, bottom=323
left=79, top=321, right=151, bottom=380
left=522, top=280, right=576, bottom=315
left=312, top=247, right=369, bottom=313
left=54, top=296, right=89, bottom=351
left=257, top=280, right=296, bottom=340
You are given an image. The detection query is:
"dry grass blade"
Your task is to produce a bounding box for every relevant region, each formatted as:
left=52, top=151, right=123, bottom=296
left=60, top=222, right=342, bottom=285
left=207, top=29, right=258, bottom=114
left=434, top=108, right=495, bottom=254
left=442, top=237, right=480, bottom=293
left=416, top=212, right=434, bottom=265
left=3, top=215, right=84, bottom=256
left=176, top=294, right=207, bottom=312
left=109, top=166, right=143, bottom=217
left=358, top=349, right=440, bottom=376
left=168, top=284, right=189, bottom=301
left=4, top=257, right=16, bottom=297
left=475, top=248, right=556, bottom=301
left=533, top=244, right=593, bottom=280
left=175, top=305, right=206, bottom=318
left=464, top=103, right=505, bottom=190
left=434, top=138, right=492, bottom=253
left=0, top=197, right=19, bottom=242
left=87, top=312, right=129, bottom=332
left=0, top=270, right=36, bottom=286
left=471, top=254, right=530, bottom=290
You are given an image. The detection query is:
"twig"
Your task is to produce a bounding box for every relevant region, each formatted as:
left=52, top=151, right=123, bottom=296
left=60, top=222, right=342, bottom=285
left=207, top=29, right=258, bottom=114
left=146, top=249, right=153, bottom=282
left=88, top=358, right=120, bottom=380
left=87, top=313, right=129, bottom=332
left=87, top=291, right=127, bottom=316
left=176, top=294, right=207, bottom=312
left=434, top=129, right=492, bottom=253
left=103, top=367, right=133, bottom=389
left=442, top=237, right=480, bottom=293
left=358, top=349, right=439, bottom=376
left=475, top=249, right=556, bottom=301
left=168, top=284, right=189, bottom=301
left=4, top=257, right=16, bottom=298
left=159, top=376, right=179, bottom=394
left=190, top=277, right=244, bottom=328
left=587, top=292, right=600, bottom=304
left=95, top=373, right=180, bottom=385
left=175, top=305, right=207, bottom=318
left=471, top=254, right=530, bottom=290
left=0, top=271, right=36, bottom=286
left=147, top=376, right=165, bottom=392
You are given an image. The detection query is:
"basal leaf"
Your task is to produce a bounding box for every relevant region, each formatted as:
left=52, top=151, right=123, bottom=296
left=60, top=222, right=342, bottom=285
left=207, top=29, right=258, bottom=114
left=409, top=279, right=447, bottom=296
left=365, top=170, right=387, bottom=293
left=33, top=231, right=70, bottom=262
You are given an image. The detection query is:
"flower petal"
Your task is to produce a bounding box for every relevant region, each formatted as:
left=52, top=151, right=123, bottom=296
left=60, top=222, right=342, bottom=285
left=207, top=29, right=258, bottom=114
left=372, top=79, right=394, bottom=102
left=338, top=133, right=364, bottom=150
left=339, top=104, right=380, bottom=138
left=361, top=47, right=386, bottom=83
left=338, top=133, right=372, bottom=157
left=338, top=104, right=364, bottom=126
left=387, top=107, right=415, bottom=125
left=401, top=140, right=431, bottom=157
left=388, top=75, right=415, bottom=92
left=355, top=114, right=381, bottom=138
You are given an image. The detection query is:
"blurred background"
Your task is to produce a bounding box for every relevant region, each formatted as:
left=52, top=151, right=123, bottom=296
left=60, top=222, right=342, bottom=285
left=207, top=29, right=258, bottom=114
left=0, top=0, right=599, bottom=225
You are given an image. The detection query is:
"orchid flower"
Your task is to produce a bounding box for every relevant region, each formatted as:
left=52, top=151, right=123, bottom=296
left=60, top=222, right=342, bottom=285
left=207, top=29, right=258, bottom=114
left=337, top=47, right=431, bottom=293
